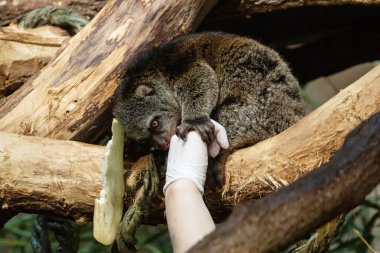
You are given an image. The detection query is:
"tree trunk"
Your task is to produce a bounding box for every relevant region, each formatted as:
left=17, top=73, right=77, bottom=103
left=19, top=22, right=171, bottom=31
left=0, top=0, right=217, bottom=143
left=1, top=65, right=379, bottom=225
left=0, top=24, right=68, bottom=98
left=190, top=111, right=380, bottom=253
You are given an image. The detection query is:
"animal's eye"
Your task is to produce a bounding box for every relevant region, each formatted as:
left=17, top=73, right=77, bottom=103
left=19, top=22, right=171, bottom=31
left=151, top=120, right=159, bottom=128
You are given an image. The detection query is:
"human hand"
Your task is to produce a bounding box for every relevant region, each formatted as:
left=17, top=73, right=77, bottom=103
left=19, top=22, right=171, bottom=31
left=163, top=120, right=229, bottom=195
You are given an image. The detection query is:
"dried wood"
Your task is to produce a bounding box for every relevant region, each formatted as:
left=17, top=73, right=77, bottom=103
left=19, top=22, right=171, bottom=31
left=190, top=111, right=380, bottom=253
left=0, top=24, right=68, bottom=97
left=240, top=0, right=380, bottom=13
left=0, top=0, right=217, bottom=143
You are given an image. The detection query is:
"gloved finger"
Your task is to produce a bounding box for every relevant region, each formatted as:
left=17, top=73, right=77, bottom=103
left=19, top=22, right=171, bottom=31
left=169, top=135, right=181, bottom=149
left=168, top=135, right=183, bottom=157
left=208, top=140, right=220, bottom=158
left=211, top=119, right=229, bottom=149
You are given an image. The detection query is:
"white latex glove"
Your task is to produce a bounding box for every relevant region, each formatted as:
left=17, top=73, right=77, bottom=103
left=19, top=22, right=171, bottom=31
left=163, top=120, right=229, bottom=195
left=208, top=119, right=230, bottom=158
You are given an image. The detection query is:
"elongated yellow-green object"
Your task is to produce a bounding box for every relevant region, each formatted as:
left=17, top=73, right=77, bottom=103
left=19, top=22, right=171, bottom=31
left=93, top=119, right=125, bottom=245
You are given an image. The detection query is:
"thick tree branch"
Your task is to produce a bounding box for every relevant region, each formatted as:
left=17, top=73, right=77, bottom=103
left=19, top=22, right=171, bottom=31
left=0, top=131, right=104, bottom=225
left=201, top=0, right=380, bottom=27
left=0, top=65, right=379, bottom=225
left=0, top=25, right=68, bottom=98
left=239, top=0, right=380, bottom=13
left=190, top=111, right=380, bottom=253
left=0, top=0, right=217, bottom=143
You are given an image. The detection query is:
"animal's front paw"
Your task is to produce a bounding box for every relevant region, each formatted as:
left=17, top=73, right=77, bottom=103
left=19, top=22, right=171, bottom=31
left=176, top=119, right=215, bottom=143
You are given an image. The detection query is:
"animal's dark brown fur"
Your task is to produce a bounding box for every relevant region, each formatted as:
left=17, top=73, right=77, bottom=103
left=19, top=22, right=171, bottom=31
left=113, top=32, right=304, bottom=182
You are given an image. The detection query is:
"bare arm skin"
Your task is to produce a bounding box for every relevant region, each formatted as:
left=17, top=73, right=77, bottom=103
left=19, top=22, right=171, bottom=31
left=164, top=126, right=228, bottom=252
left=165, top=179, right=215, bottom=253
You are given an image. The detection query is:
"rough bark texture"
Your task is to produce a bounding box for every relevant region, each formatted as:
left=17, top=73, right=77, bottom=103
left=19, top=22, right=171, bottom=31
left=0, top=65, right=379, bottom=225
left=0, top=132, right=104, bottom=225
left=200, top=0, right=380, bottom=26
left=0, top=0, right=217, bottom=143
left=0, top=0, right=106, bottom=26
left=239, top=0, right=380, bottom=13
left=0, top=24, right=68, bottom=98
left=189, top=112, right=380, bottom=253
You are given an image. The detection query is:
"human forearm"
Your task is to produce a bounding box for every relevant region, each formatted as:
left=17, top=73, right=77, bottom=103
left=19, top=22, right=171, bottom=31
left=165, top=179, right=215, bottom=253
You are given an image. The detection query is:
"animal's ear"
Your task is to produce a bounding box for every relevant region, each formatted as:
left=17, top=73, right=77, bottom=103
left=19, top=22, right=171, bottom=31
left=135, top=85, right=153, bottom=97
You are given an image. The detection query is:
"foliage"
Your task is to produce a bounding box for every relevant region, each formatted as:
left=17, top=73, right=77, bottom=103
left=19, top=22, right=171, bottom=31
left=0, top=215, right=172, bottom=253
left=328, top=187, right=380, bottom=253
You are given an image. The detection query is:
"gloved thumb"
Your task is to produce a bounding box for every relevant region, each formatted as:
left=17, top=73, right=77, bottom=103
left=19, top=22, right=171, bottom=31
left=211, top=119, right=229, bottom=149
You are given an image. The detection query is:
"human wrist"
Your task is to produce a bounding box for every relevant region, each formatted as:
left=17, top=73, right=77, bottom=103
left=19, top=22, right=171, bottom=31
left=164, top=174, right=205, bottom=195
left=164, top=178, right=201, bottom=197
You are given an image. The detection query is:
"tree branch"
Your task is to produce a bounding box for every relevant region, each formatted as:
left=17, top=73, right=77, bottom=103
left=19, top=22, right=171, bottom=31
left=240, top=0, right=380, bottom=13
left=0, top=25, right=68, bottom=98
left=0, top=0, right=217, bottom=143
left=217, top=0, right=380, bottom=15
left=189, top=111, right=380, bottom=253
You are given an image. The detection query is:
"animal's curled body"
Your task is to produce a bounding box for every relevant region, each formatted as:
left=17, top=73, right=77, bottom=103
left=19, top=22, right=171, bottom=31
left=113, top=32, right=304, bottom=181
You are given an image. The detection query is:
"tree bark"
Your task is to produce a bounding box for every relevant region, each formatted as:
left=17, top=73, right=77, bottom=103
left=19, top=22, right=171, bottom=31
left=189, top=112, right=380, bottom=253
left=0, top=0, right=217, bottom=143
left=239, top=0, right=380, bottom=14
left=200, top=0, right=380, bottom=27
left=0, top=132, right=104, bottom=225
left=1, top=65, right=379, bottom=225
left=0, top=24, right=68, bottom=98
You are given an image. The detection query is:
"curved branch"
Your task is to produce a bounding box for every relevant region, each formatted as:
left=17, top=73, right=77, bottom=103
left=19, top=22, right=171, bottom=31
left=189, top=111, right=380, bottom=253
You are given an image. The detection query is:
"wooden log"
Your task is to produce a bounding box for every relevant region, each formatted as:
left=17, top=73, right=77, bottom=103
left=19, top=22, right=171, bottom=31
left=201, top=0, right=380, bottom=27
left=0, top=0, right=217, bottom=142
left=0, top=131, right=104, bottom=225
left=239, top=0, right=380, bottom=14
left=0, top=65, right=379, bottom=225
left=0, top=24, right=69, bottom=98
left=190, top=111, right=380, bottom=253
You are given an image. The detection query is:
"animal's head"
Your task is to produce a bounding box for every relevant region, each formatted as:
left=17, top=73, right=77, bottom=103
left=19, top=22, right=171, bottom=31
left=113, top=73, right=180, bottom=151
